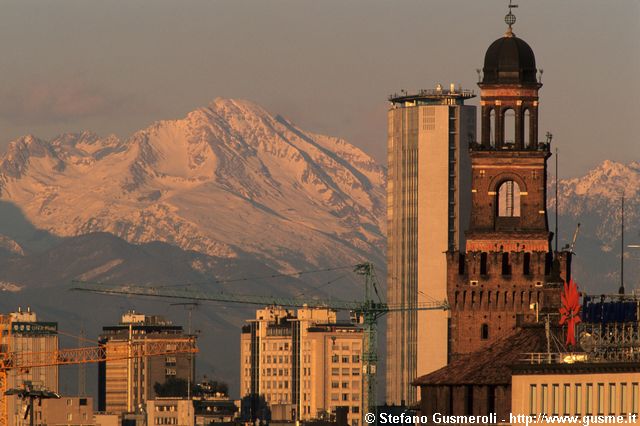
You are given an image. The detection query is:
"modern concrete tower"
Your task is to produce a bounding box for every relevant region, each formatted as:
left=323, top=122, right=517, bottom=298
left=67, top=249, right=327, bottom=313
left=385, top=87, right=476, bottom=405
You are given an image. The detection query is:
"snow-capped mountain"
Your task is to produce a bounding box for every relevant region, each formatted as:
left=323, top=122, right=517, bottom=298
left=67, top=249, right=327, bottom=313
left=0, top=98, right=386, bottom=277
left=549, top=160, right=640, bottom=292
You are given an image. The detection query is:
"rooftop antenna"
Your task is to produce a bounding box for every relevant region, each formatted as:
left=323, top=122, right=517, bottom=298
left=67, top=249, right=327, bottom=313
left=620, top=194, right=625, bottom=295
left=505, top=0, right=518, bottom=36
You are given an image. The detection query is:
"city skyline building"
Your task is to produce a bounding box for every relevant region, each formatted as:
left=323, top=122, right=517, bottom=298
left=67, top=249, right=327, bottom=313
left=385, top=86, right=476, bottom=405
left=0, top=307, right=59, bottom=426
left=97, top=311, right=196, bottom=414
left=240, top=307, right=364, bottom=426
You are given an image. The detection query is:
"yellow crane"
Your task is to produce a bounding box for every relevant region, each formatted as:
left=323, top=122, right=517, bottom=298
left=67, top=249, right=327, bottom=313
left=0, top=314, right=197, bottom=426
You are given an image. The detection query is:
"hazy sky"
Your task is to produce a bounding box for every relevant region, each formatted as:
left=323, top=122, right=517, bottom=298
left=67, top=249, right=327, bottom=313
left=0, top=0, right=637, bottom=177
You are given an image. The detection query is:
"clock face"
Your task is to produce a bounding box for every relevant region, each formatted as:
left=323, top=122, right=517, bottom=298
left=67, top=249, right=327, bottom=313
left=505, top=12, right=516, bottom=27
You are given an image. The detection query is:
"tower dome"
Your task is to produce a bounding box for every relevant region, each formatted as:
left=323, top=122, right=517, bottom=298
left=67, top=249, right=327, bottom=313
left=481, top=34, right=538, bottom=85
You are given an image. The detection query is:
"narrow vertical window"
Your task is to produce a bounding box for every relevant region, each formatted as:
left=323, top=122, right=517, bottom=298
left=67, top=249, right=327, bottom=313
left=489, top=109, right=496, bottom=147
left=621, top=383, right=627, bottom=415
left=480, top=252, right=488, bottom=275
left=598, top=383, right=605, bottom=415
left=529, top=385, right=537, bottom=416
left=632, top=383, right=638, bottom=415
left=523, top=108, right=531, bottom=148
left=552, top=384, right=559, bottom=415
left=575, top=384, right=582, bottom=415
left=502, top=252, right=511, bottom=275
left=563, top=384, right=570, bottom=415
left=541, top=384, right=548, bottom=414
left=523, top=252, right=531, bottom=275
left=481, top=324, right=489, bottom=340
left=586, top=384, right=593, bottom=415
left=503, top=108, right=516, bottom=146
left=609, top=383, right=616, bottom=414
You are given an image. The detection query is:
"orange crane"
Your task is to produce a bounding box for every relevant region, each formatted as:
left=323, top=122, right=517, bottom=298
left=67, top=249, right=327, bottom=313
left=0, top=314, right=197, bottom=426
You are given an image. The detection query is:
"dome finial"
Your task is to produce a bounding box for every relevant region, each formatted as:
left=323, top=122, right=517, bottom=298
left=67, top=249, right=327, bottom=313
left=504, top=0, right=518, bottom=37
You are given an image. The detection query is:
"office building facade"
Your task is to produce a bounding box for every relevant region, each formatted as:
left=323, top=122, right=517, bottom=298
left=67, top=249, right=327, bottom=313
left=0, top=308, right=59, bottom=426
left=98, top=312, right=196, bottom=414
left=240, top=307, right=364, bottom=426
left=386, top=87, right=476, bottom=405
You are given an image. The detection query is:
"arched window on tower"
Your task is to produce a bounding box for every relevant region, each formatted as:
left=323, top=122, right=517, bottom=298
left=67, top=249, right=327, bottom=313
left=523, top=109, right=531, bottom=148
left=497, top=180, right=521, bottom=217
left=503, top=108, right=516, bottom=147
left=489, top=109, right=496, bottom=147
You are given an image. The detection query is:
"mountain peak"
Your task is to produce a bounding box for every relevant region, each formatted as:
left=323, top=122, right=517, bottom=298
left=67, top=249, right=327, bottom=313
left=0, top=98, right=386, bottom=274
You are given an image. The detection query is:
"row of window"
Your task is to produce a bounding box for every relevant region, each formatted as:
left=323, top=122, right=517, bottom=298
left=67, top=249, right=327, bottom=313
left=529, top=382, right=640, bottom=416
left=332, top=368, right=361, bottom=376
left=264, top=380, right=289, bottom=389
left=154, top=418, right=178, bottom=425
left=265, top=393, right=290, bottom=404
left=331, top=354, right=360, bottom=363
left=460, top=252, right=555, bottom=276
left=263, top=355, right=290, bottom=364
left=330, top=393, right=360, bottom=402
left=262, top=342, right=290, bottom=352
left=264, top=368, right=289, bottom=377
left=331, top=381, right=360, bottom=389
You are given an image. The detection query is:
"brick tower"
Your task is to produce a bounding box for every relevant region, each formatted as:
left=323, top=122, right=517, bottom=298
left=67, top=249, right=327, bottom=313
left=447, top=18, right=571, bottom=360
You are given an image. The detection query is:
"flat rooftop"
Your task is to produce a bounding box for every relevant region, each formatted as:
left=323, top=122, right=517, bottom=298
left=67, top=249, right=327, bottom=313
left=389, top=87, right=475, bottom=106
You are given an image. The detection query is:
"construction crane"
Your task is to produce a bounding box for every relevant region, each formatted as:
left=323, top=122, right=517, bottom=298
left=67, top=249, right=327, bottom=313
left=0, top=314, right=197, bottom=426
left=71, top=262, right=449, bottom=417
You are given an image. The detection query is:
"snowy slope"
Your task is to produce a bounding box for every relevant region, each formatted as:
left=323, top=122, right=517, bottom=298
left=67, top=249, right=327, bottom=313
left=0, top=98, right=386, bottom=274
left=549, top=160, right=640, bottom=292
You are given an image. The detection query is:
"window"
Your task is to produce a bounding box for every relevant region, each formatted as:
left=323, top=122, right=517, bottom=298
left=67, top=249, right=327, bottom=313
left=480, top=252, right=488, bottom=275
left=480, top=324, right=489, bottom=340
left=586, top=384, right=593, bottom=415
left=523, top=109, right=531, bottom=148
left=342, top=356, right=349, bottom=363
left=575, top=384, right=582, bottom=415
left=632, top=383, right=638, bottom=415
left=332, top=368, right=339, bottom=376
left=529, top=385, right=537, bottom=415
left=552, top=384, right=559, bottom=415
left=332, top=355, right=339, bottom=363
left=332, top=382, right=339, bottom=389
left=621, top=383, right=627, bottom=415
left=352, top=368, right=360, bottom=376
left=489, top=109, right=496, bottom=147
left=598, top=384, right=604, bottom=415
left=502, top=253, right=511, bottom=275
left=342, top=382, right=349, bottom=389
left=609, top=383, right=616, bottom=414
left=497, top=180, right=521, bottom=217
left=523, top=253, right=531, bottom=275
left=352, top=355, right=360, bottom=363
left=67, top=414, right=73, bottom=422
left=503, top=108, right=515, bottom=145
left=541, top=384, right=548, bottom=414
left=342, top=393, right=349, bottom=401
left=352, top=407, right=360, bottom=413
left=563, top=384, right=570, bottom=415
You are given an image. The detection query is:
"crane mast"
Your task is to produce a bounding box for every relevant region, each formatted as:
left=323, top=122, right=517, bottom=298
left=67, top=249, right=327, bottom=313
left=72, top=262, right=449, bottom=417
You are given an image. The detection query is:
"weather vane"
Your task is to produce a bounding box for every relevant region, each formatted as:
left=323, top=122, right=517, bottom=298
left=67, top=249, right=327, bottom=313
left=505, top=0, right=518, bottom=36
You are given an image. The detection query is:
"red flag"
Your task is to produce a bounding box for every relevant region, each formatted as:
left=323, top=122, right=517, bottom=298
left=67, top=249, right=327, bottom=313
left=559, top=279, right=581, bottom=346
